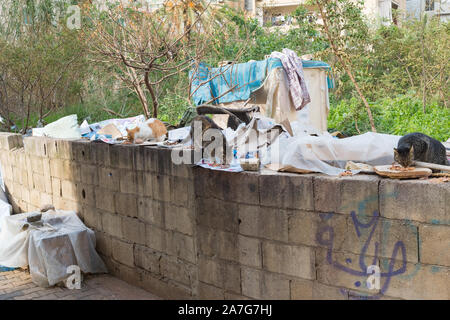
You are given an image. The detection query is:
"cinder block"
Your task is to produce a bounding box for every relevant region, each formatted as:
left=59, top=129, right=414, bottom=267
left=53, top=196, right=78, bottom=212
left=140, top=269, right=192, bottom=299
left=32, top=173, right=47, bottom=193
left=116, top=262, right=142, bottom=288
left=95, top=188, right=115, bottom=213
left=80, top=164, right=99, bottom=186
left=61, top=180, right=77, bottom=201
left=198, top=257, right=240, bottom=293
left=238, top=205, right=289, bottom=242
left=194, top=169, right=259, bottom=205
left=314, top=175, right=380, bottom=215
left=152, top=175, right=171, bottom=202
left=77, top=184, right=96, bottom=206
left=160, top=255, right=196, bottom=286
left=262, top=242, right=314, bottom=280
left=380, top=179, right=449, bottom=223
left=119, top=170, right=139, bottom=194
left=165, top=231, right=196, bottom=264
left=31, top=156, right=44, bottom=174
left=146, top=147, right=174, bottom=176
left=82, top=205, right=102, bottom=230
left=289, top=210, right=347, bottom=249
left=198, top=282, right=225, bottom=300
left=137, top=197, right=163, bottom=227
left=98, top=167, right=120, bottom=192
left=141, top=172, right=154, bottom=197
left=122, top=216, right=146, bottom=245
left=238, top=235, right=262, bottom=268
left=165, top=205, right=193, bottom=236
left=111, top=238, right=135, bottom=267
left=93, top=142, right=111, bottom=167
left=146, top=224, right=166, bottom=252
left=347, top=217, right=419, bottom=264
left=101, top=212, right=123, bottom=238
left=224, top=292, right=250, bottom=300
left=133, top=146, right=145, bottom=171
left=49, top=159, right=80, bottom=181
left=291, top=280, right=347, bottom=300
left=20, top=186, right=30, bottom=204
left=315, top=248, right=380, bottom=294
left=134, top=245, right=161, bottom=274
left=47, top=139, right=72, bottom=160
left=259, top=173, right=314, bottom=210
left=241, top=267, right=290, bottom=300
left=95, top=231, right=112, bottom=257
left=290, top=278, right=313, bottom=299
left=30, top=189, right=40, bottom=208
left=23, top=136, right=47, bottom=156
left=115, top=193, right=138, bottom=218
left=198, top=231, right=262, bottom=268
left=196, top=197, right=239, bottom=233
left=419, top=224, right=450, bottom=267
left=171, top=162, right=193, bottom=179
left=110, top=144, right=135, bottom=169
left=380, top=261, right=449, bottom=300
left=71, top=140, right=96, bottom=164
left=0, top=133, right=22, bottom=150
left=171, top=176, right=194, bottom=208
left=51, top=177, right=62, bottom=198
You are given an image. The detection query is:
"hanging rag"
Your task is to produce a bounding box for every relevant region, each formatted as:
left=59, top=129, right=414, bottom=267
left=270, top=48, right=311, bottom=111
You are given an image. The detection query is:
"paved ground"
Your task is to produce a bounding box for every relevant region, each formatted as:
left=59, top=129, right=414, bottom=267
left=0, top=269, right=161, bottom=300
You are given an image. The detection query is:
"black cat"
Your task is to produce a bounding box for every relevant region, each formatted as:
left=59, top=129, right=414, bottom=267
left=394, top=132, right=448, bottom=168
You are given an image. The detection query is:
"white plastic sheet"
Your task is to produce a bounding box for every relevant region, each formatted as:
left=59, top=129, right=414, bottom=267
left=262, top=130, right=401, bottom=175
left=0, top=165, right=12, bottom=228
left=33, top=115, right=82, bottom=139
left=0, top=210, right=107, bottom=287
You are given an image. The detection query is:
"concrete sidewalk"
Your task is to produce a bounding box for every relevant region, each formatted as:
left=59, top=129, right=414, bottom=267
left=0, top=269, right=161, bottom=300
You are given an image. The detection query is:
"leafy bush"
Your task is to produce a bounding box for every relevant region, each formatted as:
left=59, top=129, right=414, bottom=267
left=328, top=94, right=450, bottom=141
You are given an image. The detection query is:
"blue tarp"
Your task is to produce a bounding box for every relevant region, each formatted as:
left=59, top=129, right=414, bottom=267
left=190, top=58, right=333, bottom=106
left=0, top=266, right=15, bottom=272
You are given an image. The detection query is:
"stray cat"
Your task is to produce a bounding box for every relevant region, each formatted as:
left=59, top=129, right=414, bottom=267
left=126, top=118, right=167, bottom=144
left=186, top=115, right=231, bottom=164
left=394, top=132, right=448, bottom=168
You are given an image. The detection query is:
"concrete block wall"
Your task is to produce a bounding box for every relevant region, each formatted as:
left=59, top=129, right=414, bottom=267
left=0, top=133, right=449, bottom=300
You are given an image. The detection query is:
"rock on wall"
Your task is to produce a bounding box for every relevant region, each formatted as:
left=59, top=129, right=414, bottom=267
left=0, top=133, right=449, bottom=300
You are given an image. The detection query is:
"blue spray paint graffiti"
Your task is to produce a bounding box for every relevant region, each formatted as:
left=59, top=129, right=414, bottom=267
left=313, top=191, right=433, bottom=300
left=316, top=210, right=407, bottom=300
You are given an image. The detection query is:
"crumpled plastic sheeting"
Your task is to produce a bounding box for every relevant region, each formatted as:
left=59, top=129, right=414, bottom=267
left=33, top=115, right=82, bottom=139
left=262, top=131, right=401, bottom=176
left=0, top=211, right=107, bottom=287
left=0, top=165, right=12, bottom=230
left=0, top=213, right=30, bottom=268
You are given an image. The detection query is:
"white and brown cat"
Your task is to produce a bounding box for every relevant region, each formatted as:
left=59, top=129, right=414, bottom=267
left=126, top=118, right=167, bottom=144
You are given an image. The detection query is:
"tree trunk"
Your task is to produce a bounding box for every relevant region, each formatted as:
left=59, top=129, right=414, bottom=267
left=144, top=71, right=158, bottom=118
left=314, top=0, right=376, bottom=132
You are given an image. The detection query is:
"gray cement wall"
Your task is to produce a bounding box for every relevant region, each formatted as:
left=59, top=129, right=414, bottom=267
left=0, top=132, right=448, bottom=299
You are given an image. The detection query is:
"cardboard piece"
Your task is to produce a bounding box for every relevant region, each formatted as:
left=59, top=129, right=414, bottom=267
left=374, top=165, right=432, bottom=179
left=98, top=123, right=123, bottom=139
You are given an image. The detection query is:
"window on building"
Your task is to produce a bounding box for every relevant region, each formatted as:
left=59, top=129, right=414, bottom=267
left=425, top=0, right=435, bottom=11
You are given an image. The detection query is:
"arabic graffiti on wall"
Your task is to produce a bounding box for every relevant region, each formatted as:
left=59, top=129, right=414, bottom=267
left=314, top=191, right=440, bottom=300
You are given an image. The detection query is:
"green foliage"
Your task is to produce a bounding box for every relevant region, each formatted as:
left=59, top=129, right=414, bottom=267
left=328, top=94, right=450, bottom=141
